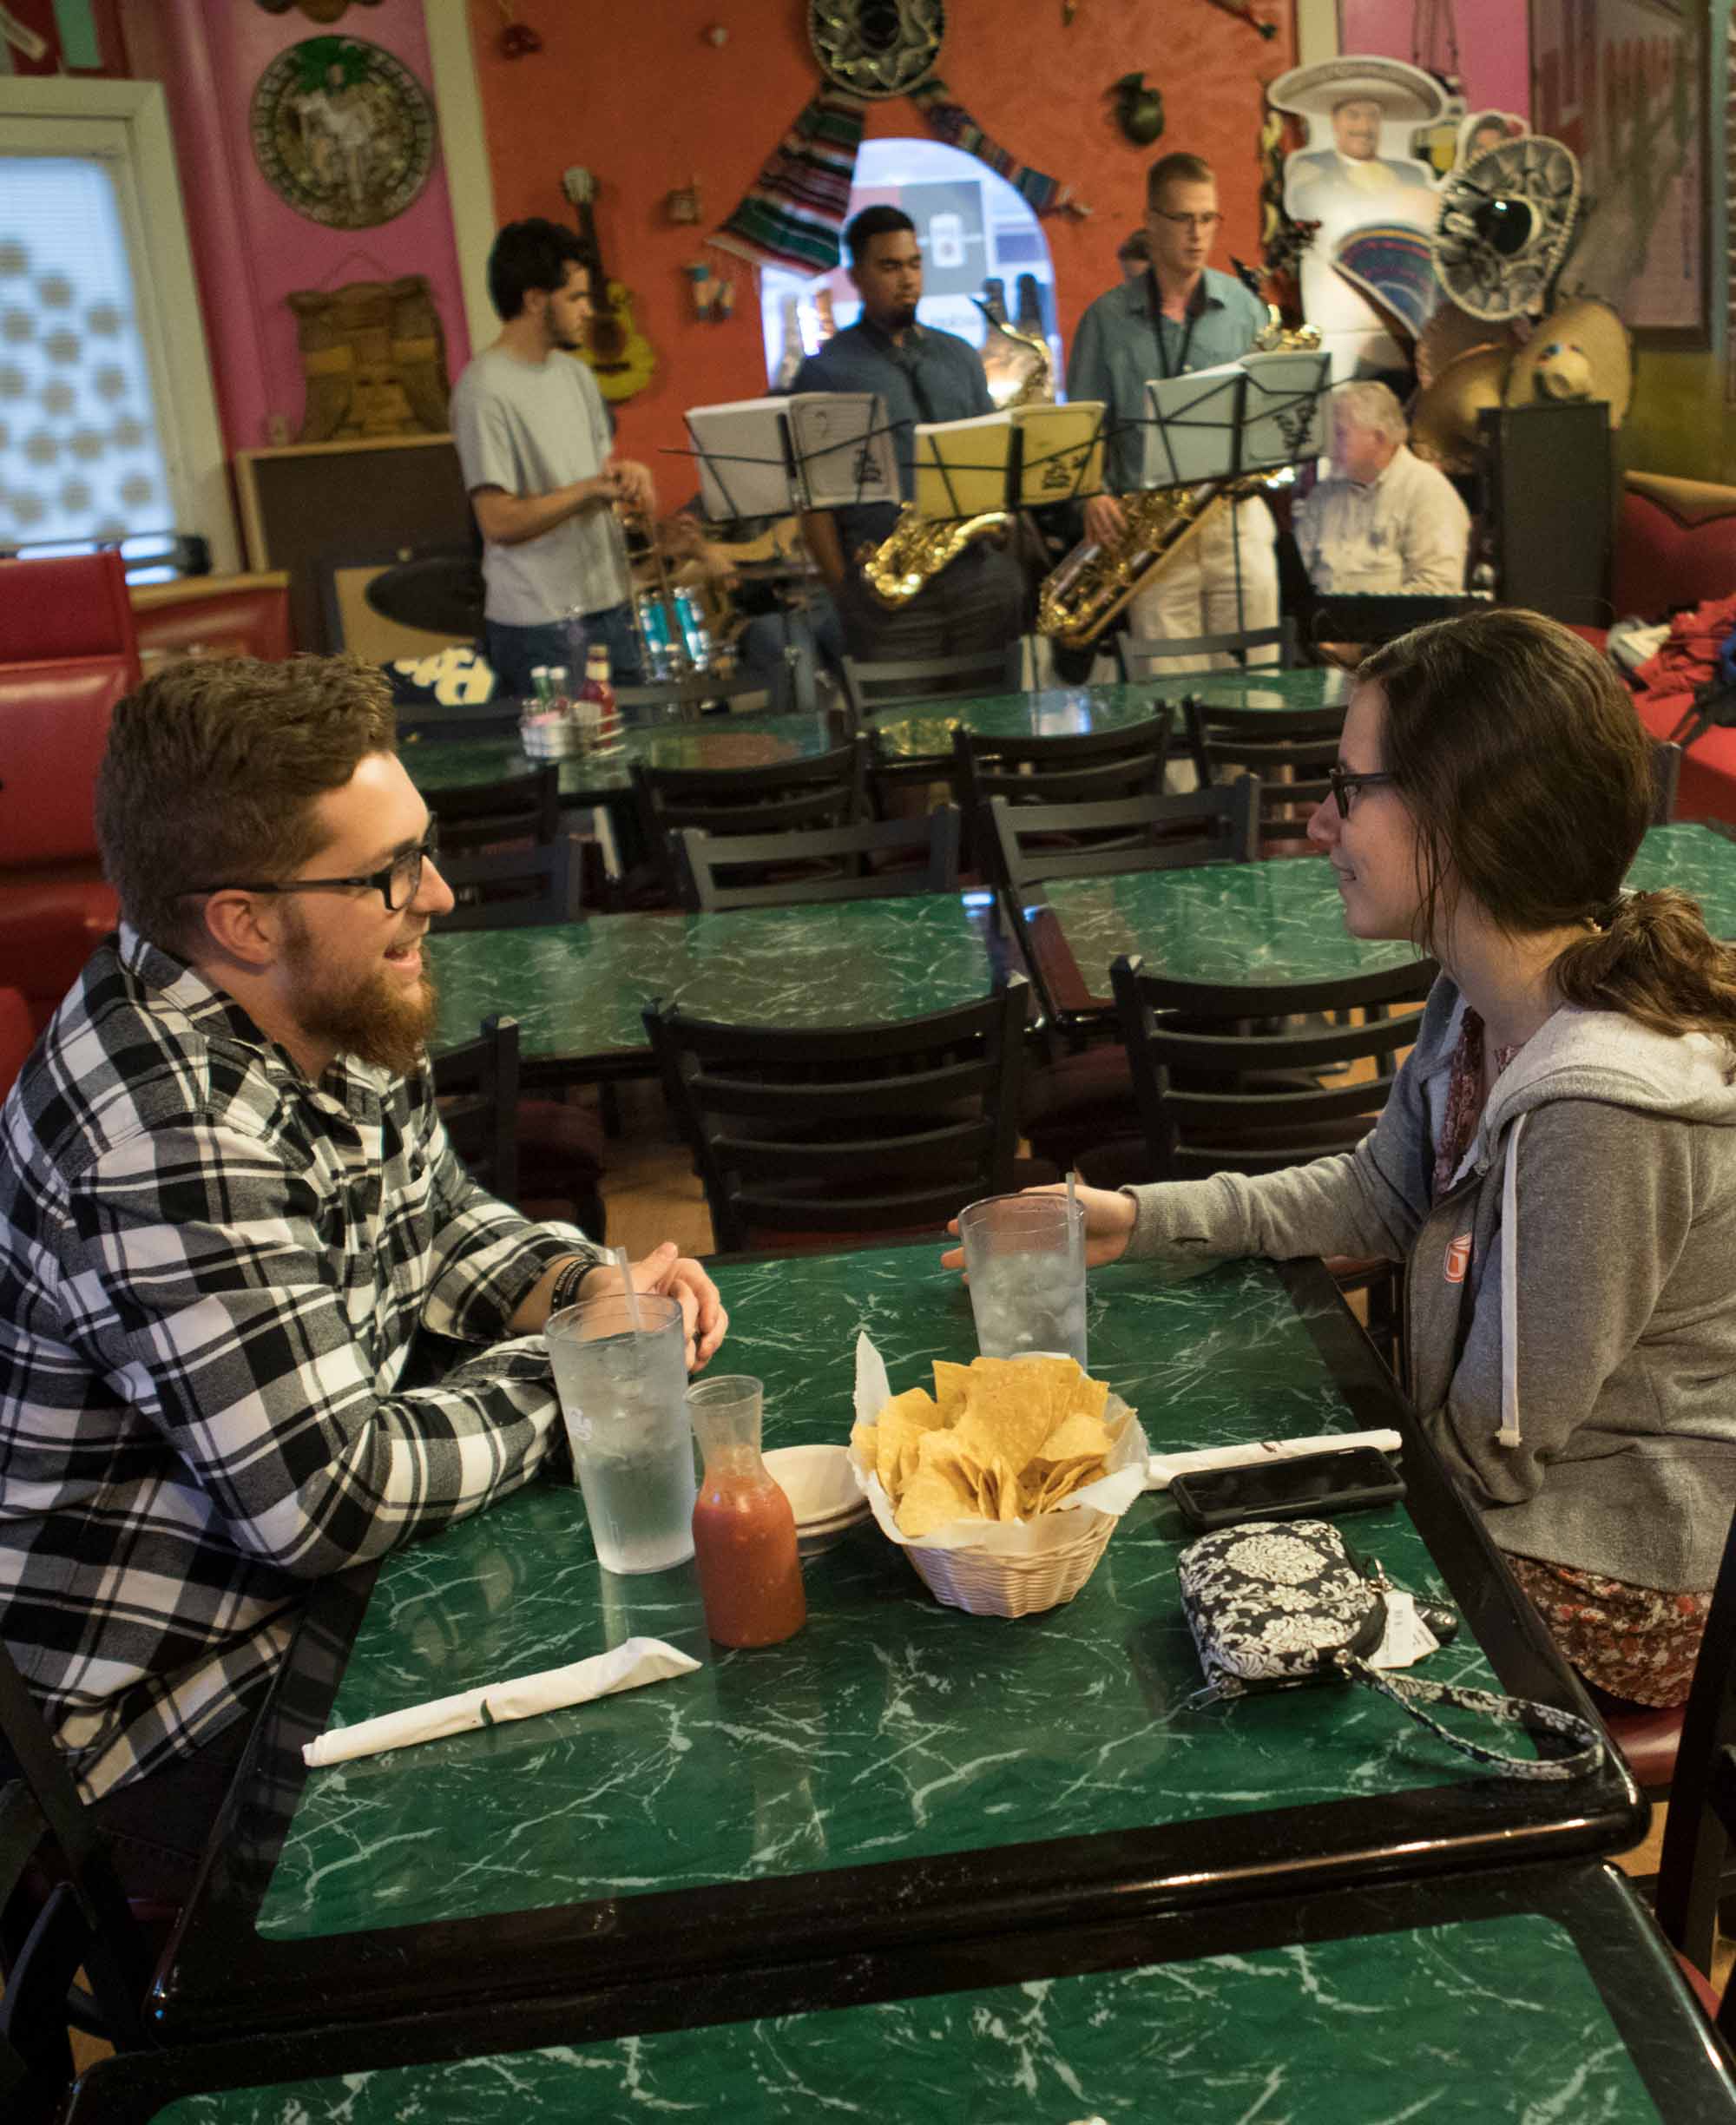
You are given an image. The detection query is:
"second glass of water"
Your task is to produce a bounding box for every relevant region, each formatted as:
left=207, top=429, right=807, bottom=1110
left=957, top=1193, right=1088, bottom=1369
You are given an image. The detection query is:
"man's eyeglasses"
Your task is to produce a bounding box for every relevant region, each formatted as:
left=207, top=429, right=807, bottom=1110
left=1326, top=766, right=1399, bottom=819
left=183, top=824, right=441, bottom=912
left=1152, top=210, right=1224, bottom=232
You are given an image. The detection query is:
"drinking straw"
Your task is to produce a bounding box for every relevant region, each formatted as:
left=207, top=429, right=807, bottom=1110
left=1066, top=1168, right=1079, bottom=1227
left=615, top=1246, right=643, bottom=1332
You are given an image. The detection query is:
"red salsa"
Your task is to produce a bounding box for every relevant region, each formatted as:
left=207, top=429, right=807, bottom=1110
left=691, top=1477, right=806, bottom=1648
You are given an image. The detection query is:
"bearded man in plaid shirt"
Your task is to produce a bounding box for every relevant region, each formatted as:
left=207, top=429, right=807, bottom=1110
left=0, top=656, right=726, bottom=1899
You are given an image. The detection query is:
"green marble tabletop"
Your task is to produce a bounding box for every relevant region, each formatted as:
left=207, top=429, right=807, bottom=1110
left=253, top=1250, right=1521, bottom=1948
left=404, top=712, right=836, bottom=804
left=1032, top=820, right=1736, bottom=1006
left=429, top=889, right=1014, bottom=1064
left=1179, top=665, right=1352, bottom=714
left=871, top=683, right=1170, bottom=761
left=135, top=1902, right=1688, bottom=2123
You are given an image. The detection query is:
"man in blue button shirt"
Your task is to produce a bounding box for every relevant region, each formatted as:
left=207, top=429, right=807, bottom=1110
left=1067, top=154, right=1278, bottom=671
left=792, top=207, right=1025, bottom=668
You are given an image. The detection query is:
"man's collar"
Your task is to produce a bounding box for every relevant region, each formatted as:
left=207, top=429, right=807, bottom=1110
left=852, top=314, right=925, bottom=357
left=1128, top=269, right=1220, bottom=320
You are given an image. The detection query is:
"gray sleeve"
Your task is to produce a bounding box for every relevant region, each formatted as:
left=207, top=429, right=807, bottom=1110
left=450, top=371, right=521, bottom=498
left=1424, top=1101, right=1697, bottom=1507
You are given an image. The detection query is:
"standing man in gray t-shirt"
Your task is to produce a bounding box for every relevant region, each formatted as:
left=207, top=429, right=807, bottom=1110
left=450, top=219, right=656, bottom=694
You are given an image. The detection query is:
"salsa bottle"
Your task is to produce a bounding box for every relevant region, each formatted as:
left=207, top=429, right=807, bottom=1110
left=687, top=1376, right=806, bottom=1648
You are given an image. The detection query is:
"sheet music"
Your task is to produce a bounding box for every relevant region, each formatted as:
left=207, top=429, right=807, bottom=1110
left=1141, top=360, right=1242, bottom=489
left=1240, top=350, right=1332, bottom=472
left=685, top=398, right=794, bottom=521
left=785, top=391, right=898, bottom=510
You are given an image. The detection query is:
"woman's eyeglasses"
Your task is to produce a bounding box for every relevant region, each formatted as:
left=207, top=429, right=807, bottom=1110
left=1326, top=766, right=1399, bottom=819
left=183, top=824, right=441, bottom=911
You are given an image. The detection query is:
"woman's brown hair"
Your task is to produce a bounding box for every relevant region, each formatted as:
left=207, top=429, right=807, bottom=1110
left=1359, top=608, right=1736, bottom=1050
left=95, top=655, right=397, bottom=959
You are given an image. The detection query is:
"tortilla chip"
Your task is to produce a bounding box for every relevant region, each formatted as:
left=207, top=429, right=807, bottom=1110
left=1039, top=1408, right=1114, bottom=1464
left=877, top=1386, right=941, bottom=1497
left=897, top=1431, right=983, bottom=1536
left=851, top=1421, right=878, bottom=1470
left=931, top=1360, right=972, bottom=1421
left=952, top=1362, right=1052, bottom=1474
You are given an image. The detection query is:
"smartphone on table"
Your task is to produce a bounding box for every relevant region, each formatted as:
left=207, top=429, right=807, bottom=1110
left=1169, top=1446, right=1405, bottom=1534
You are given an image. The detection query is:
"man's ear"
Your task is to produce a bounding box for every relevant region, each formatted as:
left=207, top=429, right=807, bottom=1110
left=197, top=891, right=284, bottom=970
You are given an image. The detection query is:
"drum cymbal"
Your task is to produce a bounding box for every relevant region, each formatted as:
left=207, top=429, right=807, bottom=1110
left=364, top=551, right=485, bottom=636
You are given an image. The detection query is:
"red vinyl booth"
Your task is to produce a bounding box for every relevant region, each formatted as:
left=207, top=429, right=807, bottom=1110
left=0, top=550, right=138, bottom=1027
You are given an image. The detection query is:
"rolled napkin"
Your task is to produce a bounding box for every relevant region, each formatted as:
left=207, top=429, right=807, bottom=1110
left=302, top=1635, right=700, bottom=1768
left=1146, top=1428, right=1402, bottom=1490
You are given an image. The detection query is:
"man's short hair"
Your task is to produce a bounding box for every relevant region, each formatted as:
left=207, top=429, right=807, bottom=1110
left=1332, top=379, right=1409, bottom=447
left=845, top=205, right=916, bottom=269
left=486, top=217, right=589, bottom=320
left=95, top=656, right=397, bottom=958
left=1146, top=153, right=1214, bottom=207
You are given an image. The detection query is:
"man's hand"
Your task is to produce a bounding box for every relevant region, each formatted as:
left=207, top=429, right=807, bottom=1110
left=590, top=1242, right=727, bottom=1372
left=607, top=455, right=656, bottom=520
left=1082, top=492, right=1127, bottom=549
left=939, top=1181, right=1134, bottom=1275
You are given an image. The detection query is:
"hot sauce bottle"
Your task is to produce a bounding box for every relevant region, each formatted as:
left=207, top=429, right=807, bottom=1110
left=687, top=1376, right=806, bottom=1648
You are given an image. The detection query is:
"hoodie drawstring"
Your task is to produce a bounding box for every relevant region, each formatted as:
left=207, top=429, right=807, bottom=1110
left=1497, top=1111, right=1526, bottom=1448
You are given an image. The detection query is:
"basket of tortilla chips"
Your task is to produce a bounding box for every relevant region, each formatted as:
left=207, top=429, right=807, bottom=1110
left=847, top=1335, right=1149, bottom=1618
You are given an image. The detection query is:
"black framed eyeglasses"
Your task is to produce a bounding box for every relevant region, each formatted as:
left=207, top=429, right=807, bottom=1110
left=1152, top=209, right=1224, bottom=231
left=183, top=823, right=441, bottom=912
left=1326, top=766, right=1400, bottom=819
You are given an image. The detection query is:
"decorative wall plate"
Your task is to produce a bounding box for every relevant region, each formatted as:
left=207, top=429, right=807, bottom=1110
left=251, top=36, right=436, bottom=231
left=809, top=0, right=946, bottom=100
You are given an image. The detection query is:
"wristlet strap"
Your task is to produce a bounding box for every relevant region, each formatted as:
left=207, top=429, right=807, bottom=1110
left=1332, top=1651, right=1606, bottom=1782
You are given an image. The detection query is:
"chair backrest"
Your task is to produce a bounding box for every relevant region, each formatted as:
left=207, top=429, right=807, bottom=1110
left=396, top=696, right=525, bottom=744
left=431, top=1014, right=521, bottom=1205
left=1650, top=739, right=1682, bottom=826
left=0, top=660, right=135, bottom=869
left=634, top=738, right=869, bottom=898
left=1116, top=619, right=1295, bottom=682
left=1109, top=951, right=1437, bottom=1181
left=679, top=806, right=962, bottom=911
left=951, top=710, right=1173, bottom=818
left=1181, top=701, right=1346, bottom=847
left=989, top=777, right=1259, bottom=896
left=841, top=641, right=1025, bottom=718
left=615, top=668, right=775, bottom=721
left=0, top=1637, right=155, bottom=2112
left=437, top=834, right=583, bottom=931
left=644, top=980, right=1029, bottom=1253
left=424, top=766, right=562, bottom=856
left=1653, top=1500, right=1736, bottom=1983
left=0, top=551, right=140, bottom=672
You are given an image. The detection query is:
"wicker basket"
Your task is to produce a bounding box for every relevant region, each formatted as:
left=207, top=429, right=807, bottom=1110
left=903, top=1507, right=1117, bottom=1618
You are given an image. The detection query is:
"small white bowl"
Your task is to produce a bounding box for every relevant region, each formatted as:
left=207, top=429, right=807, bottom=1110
left=766, top=1444, right=871, bottom=1556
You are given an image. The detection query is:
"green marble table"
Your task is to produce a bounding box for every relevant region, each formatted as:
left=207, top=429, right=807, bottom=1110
left=404, top=712, right=838, bottom=806
left=1179, top=665, right=1352, bottom=714
left=870, top=682, right=1170, bottom=762
left=1028, top=820, right=1736, bottom=1016
left=428, top=890, right=1019, bottom=1071
left=83, top=1866, right=1736, bottom=2121
left=154, top=1249, right=1638, bottom=2039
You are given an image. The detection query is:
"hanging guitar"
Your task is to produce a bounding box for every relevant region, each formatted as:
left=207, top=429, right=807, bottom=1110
left=558, top=166, right=657, bottom=404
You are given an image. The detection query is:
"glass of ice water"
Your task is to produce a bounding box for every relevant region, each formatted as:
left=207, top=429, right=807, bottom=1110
left=547, top=1293, right=697, bottom=1574
left=957, top=1193, right=1088, bottom=1369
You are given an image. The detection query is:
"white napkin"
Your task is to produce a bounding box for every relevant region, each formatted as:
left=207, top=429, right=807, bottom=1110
left=302, top=1635, right=700, bottom=1768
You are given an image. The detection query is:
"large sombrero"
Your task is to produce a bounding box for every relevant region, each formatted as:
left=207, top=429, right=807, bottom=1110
left=1504, top=296, right=1632, bottom=423
left=1409, top=345, right=1510, bottom=475
left=1266, top=56, right=1447, bottom=125
left=1432, top=135, right=1581, bottom=321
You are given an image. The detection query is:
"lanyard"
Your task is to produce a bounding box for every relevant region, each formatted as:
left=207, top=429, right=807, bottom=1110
left=1147, top=271, right=1199, bottom=380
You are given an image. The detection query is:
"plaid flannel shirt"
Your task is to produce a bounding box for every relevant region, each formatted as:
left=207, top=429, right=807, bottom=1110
left=0, top=928, right=602, bottom=1798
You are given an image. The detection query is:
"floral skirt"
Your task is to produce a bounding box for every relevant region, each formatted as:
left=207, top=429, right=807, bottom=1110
left=1506, top=1553, right=1712, bottom=1709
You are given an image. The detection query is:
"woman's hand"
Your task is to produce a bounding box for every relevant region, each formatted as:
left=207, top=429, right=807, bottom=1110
left=939, top=1182, right=1135, bottom=1275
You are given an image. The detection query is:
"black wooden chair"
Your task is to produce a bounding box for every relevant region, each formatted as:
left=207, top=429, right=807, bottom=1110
left=950, top=712, right=1173, bottom=872
left=1647, top=1502, right=1736, bottom=1987
left=395, top=694, right=525, bottom=744
left=1651, top=740, right=1682, bottom=825
left=633, top=738, right=870, bottom=901
left=841, top=641, right=1026, bottom=720
left=424, top=764, right=562, bottom=858
left=1116, top=619, right=1295, bottom=682
left=0, top=1640, right=159, bottom=2122
left=1181, top=701, right=1346, bottom=852
left=437, top=835, right=584, bottom=931
left=431, top=1012, right=523, bottom=1205
left=1108, top=951, right=1437, bottom=1365
left=644, top=980, right=1034, bottom=1253
left=679, top=806, right=962, bottom=911
left=615, top=668, right=775, bottom=723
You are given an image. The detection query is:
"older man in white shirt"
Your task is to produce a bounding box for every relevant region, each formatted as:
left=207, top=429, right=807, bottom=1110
left=1294, top=381, right=1470, bottom=596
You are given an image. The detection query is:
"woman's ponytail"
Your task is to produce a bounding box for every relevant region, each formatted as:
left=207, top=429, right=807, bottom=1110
left=1552, top=888, right=1736, bottom=1056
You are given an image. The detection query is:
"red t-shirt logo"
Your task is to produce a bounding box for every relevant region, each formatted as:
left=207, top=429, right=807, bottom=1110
left=1443, top=1232, right=1472, bottom=1284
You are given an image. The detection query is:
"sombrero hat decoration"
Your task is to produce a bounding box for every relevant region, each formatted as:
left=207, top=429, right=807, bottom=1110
left=1409, top=345, right=1511, bottom=476
left=1266, top=56, right=1447, bottom=126
left=1504, top=296, right=1633, bottom=425
left=1432, top=135, right=1581, bottom=321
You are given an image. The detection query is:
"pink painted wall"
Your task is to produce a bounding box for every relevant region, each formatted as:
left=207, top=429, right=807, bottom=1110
left=125, top=0, right=470, bottom=454
left=1339, top=0, right=1532, bottom=121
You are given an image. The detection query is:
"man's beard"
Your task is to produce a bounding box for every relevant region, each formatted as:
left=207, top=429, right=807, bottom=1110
left=282, top=912, right=439, bottom=1078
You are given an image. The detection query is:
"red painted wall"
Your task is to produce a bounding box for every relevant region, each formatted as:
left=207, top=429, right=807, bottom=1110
left=468, top=0, right=1295, bottom=502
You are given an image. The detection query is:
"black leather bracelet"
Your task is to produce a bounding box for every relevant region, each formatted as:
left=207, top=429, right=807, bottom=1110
left=548, top=1254, right=599, bottom=1319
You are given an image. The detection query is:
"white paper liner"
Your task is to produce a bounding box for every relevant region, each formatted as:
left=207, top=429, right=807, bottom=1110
left=302, top=1635, right=700, bottom=1767
left=848, top=1332, right=1150, bottom=1557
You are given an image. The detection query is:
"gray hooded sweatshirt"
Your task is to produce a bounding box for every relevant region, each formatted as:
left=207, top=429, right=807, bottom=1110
left=1122, top=977, right=1736, bottom=1590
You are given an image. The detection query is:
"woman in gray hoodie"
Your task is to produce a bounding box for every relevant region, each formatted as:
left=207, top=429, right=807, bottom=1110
left=1050, top=609, right=1736, bottom=1708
